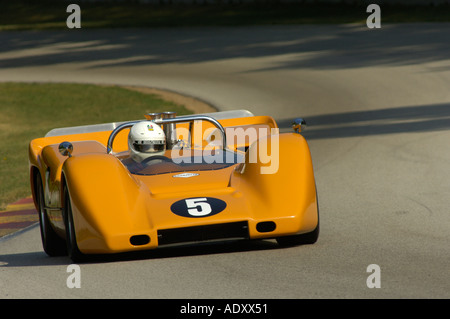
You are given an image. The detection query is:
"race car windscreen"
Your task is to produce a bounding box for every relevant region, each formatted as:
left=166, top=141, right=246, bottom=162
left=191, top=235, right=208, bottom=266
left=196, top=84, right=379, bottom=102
left=121, top=149, right=244, bottom=176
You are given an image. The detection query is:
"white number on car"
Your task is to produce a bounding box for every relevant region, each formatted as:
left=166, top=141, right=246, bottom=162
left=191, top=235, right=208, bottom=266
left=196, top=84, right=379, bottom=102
left=185, top=198, right=212, bottom=217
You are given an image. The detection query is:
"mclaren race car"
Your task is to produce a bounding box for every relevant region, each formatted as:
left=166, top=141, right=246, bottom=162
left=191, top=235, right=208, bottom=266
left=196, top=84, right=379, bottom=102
left=29, top=110, right=319, bottom=261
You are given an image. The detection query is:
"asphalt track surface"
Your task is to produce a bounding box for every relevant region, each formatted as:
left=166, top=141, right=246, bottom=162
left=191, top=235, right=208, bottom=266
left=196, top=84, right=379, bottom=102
left=1, top=24, right=449, bottom=299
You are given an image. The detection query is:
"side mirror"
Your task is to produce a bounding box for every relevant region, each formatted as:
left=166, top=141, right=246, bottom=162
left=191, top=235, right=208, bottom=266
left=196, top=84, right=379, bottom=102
left=59, top=141, right=73, bottom=158
left=292, top=118, right=307, bottom=133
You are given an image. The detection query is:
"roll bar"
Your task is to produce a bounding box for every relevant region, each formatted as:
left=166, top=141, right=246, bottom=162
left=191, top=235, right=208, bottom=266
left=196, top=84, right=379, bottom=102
left=106, top=115, right=228, bottom=154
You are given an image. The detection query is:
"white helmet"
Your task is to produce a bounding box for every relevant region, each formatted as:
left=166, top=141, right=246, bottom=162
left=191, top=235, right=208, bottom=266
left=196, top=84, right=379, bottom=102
left=128, top=121, right=166, bottom=163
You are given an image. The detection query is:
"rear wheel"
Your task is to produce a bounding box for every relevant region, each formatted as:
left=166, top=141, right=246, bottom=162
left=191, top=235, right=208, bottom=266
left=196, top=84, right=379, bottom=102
left=36, top=174, right=66, bottom=256
left=63, top=186, right=85, bottom=262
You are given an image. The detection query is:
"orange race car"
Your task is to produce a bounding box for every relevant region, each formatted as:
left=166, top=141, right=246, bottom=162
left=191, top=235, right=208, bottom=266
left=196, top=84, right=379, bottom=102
left=29, top=110, right=319, bottom=261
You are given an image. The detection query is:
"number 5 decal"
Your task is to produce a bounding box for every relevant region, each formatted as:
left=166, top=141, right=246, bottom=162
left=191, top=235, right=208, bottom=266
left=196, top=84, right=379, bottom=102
left=171, top=197, right=227, bottom=218
left=185, top=198, right=212, bottom=216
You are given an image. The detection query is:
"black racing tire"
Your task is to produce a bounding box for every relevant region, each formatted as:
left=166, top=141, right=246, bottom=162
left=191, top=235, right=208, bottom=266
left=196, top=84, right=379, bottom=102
left=63, top=186, right=85, bottom=262
left=276, top=193, right=320, bottom=247
left=276, top=222, right=319, bottom=247
left=36, top=174, right=66, bottom=256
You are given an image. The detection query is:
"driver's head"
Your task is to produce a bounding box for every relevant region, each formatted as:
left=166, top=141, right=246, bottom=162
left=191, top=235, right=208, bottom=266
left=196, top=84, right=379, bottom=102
left=128, top=121, right=166, bottom=163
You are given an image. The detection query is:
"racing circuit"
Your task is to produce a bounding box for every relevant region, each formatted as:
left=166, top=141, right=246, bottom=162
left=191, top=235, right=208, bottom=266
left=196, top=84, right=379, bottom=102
left=0, top=23, right=449, bottom=298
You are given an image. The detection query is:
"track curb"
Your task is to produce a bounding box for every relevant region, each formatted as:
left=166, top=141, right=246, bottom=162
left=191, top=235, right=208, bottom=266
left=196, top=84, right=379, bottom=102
left=0, top=197, right=38, bottom=239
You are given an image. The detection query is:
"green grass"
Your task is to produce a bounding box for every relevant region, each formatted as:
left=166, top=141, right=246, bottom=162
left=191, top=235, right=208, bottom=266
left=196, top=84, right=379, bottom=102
left=0, top=1, right=449, bottom=30
left=0, top=82, right=192, bottom=210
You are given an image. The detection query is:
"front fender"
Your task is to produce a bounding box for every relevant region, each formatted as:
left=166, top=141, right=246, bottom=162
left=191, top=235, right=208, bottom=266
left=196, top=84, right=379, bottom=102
left=231, top=133, right=318, bottom=237
left=62, top=154, right=153, bottom=253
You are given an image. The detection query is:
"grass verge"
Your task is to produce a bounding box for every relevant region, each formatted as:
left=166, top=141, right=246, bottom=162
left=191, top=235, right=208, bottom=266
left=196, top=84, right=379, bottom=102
left=0, top=82, right=192, bottom=210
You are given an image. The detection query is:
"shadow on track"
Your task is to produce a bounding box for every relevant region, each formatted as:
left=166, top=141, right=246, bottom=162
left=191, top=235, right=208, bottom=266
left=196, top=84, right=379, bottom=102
left=278, top=103, right=450, bottom=139
left=0, top=239, right=280, bottom=267
left=1, top=24, right=449, bottom=71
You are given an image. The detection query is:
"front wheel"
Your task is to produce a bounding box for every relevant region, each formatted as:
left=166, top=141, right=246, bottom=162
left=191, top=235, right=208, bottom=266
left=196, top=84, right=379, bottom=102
left=277, top=193, right=320, bottom=247
left=276, top=222, right=319, bottom=247
left=63, top=186, right=85, bottom=262
left=36, top=174, right=66, bottom=256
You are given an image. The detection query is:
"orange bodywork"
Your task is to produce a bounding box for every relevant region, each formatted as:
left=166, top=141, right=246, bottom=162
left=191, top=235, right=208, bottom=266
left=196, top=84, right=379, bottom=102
left=29, top=112, right=318, bottom=254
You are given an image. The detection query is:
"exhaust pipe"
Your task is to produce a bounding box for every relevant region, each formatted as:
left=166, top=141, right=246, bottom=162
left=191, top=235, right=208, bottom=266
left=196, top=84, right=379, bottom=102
left=145, top=112, right=162, bottom=121
left=162, top=111, right=177, bottom=150
left=145, top=112, right=177, bottom=149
